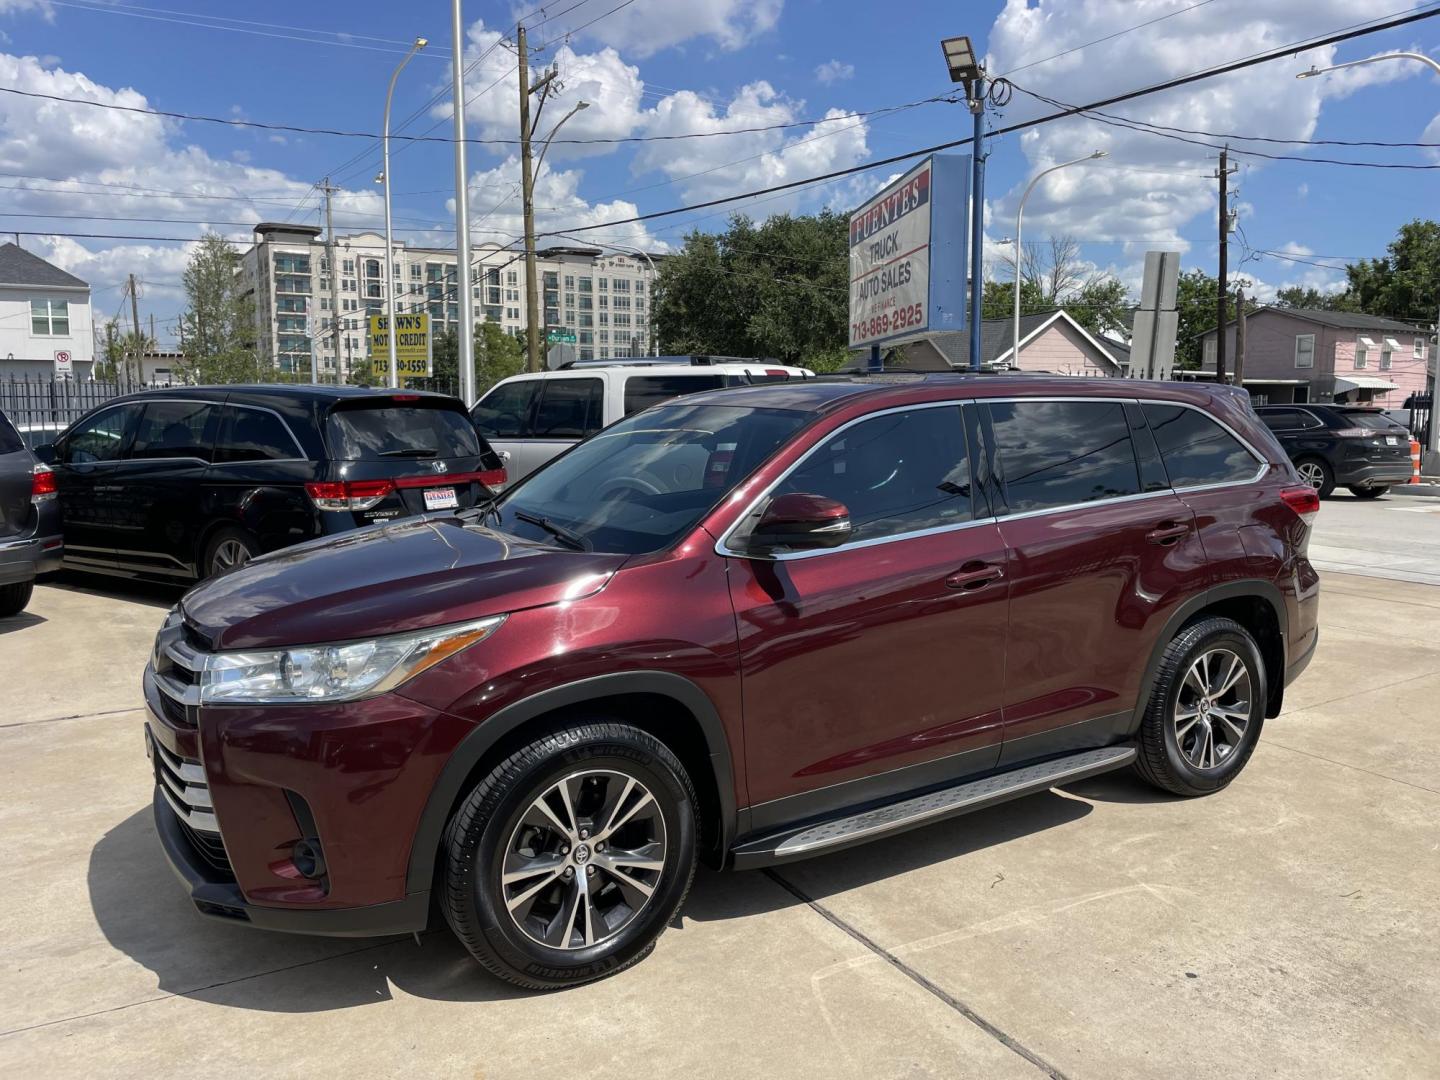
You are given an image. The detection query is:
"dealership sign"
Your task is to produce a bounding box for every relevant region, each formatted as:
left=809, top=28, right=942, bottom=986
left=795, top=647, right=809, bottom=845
left=368, top=312, right=433, bottom=378
left=848, top=154, right=969, bottom=349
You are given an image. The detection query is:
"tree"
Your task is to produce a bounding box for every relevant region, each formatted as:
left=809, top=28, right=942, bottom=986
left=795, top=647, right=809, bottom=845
left=94, top=318, right=154, bottom=381
left=1343, top=219, right=1440, bottom=323
left=985, top=236, right=1131, bottom=339
left=1273, top=285, right=1356, bottom=312
left=428, top=321, right=526, bottom=396
left=654, top=212, right=851, bottom=371
left=177, top=233, right=261, bottom=383
left=1173, top=268, right=1220, bottom=370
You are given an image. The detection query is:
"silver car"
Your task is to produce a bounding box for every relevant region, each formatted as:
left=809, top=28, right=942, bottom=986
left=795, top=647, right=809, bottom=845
left=0, top=408, right=63, bottom=617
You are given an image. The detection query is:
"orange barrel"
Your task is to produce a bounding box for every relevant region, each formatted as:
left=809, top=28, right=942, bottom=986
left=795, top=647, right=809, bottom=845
left=1411, top=440, right=1422, bottom=484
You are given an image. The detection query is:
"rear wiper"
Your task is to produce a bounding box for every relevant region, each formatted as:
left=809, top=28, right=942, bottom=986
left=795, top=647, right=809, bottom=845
left=513, top=509, right=589, bottom=551
left=378, top=448, right=438, bottom=458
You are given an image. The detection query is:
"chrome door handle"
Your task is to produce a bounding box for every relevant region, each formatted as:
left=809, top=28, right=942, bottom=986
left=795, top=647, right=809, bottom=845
left=1146, top=522, right=1190, bottom=545
left=946, top=564, right=1003, bottom=590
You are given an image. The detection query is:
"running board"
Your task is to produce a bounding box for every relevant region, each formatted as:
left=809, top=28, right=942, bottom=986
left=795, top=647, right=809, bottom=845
left=731, top=744, right=1137, bottom=869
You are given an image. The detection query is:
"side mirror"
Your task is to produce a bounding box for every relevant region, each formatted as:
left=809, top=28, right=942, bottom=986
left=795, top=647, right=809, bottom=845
left=33, top=443, right=57, bottom=465
left=747, top=492, right=852, bottom=553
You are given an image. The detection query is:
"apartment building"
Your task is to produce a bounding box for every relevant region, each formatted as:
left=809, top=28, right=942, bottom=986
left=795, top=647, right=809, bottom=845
left=240, top=224, right=657, bottom=377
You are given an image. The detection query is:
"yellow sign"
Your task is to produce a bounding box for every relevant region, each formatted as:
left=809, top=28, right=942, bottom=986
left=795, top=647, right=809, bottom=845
left=368, top=313, right=432, bottom=378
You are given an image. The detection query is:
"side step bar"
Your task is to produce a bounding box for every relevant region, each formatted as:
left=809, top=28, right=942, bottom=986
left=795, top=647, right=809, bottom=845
left=731, top=744, right=1136, bottom=869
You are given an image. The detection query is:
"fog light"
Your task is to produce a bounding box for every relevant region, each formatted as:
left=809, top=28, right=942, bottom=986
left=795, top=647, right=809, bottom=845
left=292, top=838, right=327, bottom=879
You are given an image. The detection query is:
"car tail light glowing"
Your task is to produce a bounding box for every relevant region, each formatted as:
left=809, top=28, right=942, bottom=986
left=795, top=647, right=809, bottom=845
left=1280, top=485, right=1320, bottom=526
left=305, top=479, right=394, bottom=511
left=31, top=465, right=57, bottom=504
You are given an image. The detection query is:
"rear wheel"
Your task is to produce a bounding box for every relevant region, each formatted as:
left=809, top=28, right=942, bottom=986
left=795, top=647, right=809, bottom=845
left=1295, top=457, right=1335, bottom=498
left=1348, top=485, right=1388, bottom=499
left=442, top=721, right=698, bottom=990
left=202, top=526, right=259, bottom=579
left=0, top=580, right=34, bottom=617
left=1135, top=617, right=1266, bottom=797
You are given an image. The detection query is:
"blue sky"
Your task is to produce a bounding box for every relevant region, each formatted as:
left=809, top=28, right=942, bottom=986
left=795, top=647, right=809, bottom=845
left=1, top=0, right=1438, bottom=342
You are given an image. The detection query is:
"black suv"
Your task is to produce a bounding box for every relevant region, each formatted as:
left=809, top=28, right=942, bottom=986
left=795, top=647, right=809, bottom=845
left=37, top=386, right=505, bottom=582
left=1254, top=403, right=1412, bottom=498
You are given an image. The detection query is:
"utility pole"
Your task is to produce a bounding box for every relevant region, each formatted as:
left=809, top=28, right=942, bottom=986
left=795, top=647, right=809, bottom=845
left=518, top=26, right=557, bottom=373
left=320, top=176, right=341, bottom=385
left=128, top=273, right=142, bottom=383
left=1427, top=301, right=1439, bottom=463
left=1233, top=286, right=1247, bottom=392
left=1214, top=147, right=1236, bottom=384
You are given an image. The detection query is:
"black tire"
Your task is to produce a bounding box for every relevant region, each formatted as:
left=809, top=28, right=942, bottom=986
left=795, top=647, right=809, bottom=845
left=1134, top=616, right=1267, bottom=797
left=202, top=526, right=259, bottom=579
left=442, top=721, right=698, bottom=990
left=0, top=580, right=34, bottom=617
left=1294, top=456, right=1335, bottom=498
left=1348, top=485, right=1388, bottom=499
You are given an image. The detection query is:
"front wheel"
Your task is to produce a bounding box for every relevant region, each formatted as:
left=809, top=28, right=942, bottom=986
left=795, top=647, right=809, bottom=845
left=441, top=721, right=698, bottom=990
left=1134, top=616, right=1266, bottom=797
left=0, top=580, right=34, bottom=617
left=1348, top=485, right=1388, bottom=499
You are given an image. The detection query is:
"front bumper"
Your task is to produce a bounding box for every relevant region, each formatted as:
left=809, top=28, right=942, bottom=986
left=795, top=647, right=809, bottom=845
left=0, top=532, right=63, bottom=585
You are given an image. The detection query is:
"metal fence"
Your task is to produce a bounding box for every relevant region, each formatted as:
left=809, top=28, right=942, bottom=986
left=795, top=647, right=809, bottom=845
left=0, top=376, right=173, bottom=448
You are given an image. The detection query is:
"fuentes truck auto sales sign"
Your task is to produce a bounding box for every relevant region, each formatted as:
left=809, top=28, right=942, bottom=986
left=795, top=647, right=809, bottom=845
left=848, top=154, right=969, bottom=350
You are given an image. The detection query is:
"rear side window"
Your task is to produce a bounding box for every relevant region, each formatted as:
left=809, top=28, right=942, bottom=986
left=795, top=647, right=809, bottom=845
left=1143, top=404, right=1259, bottom=488
left=214, top=406, right=303, bottom=463
left=130, top=400, right=219, bottom=461
left=473, top=379, right=541, bottom=439
left=531, top=378, right=603, bottom=438
left=0, top=412, right=22, bottom=454
left=623, top=374, right=725, bottom=415
left=326, top=403, right=481, bottom=460
left=1333, top=409, right=1401, bottom=430
left=989, top=400, right=1140, bottom=513
left=775, top=406, right=972, bottom=542
left=1258, top=409, right=1305, bottom=431
left=62, top=404, right=141, bottom=464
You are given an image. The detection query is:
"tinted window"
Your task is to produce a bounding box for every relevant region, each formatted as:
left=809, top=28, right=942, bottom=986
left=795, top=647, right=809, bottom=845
left=1333, top=409, right=1403, bottom=430
left=326, top=404, right=481, bottom=460
left=473, top=379, right=540, bottom=438
left=214, top=406, right=303, bottom=463
left=62, top=404, right=141, bottom=464
left=989, top=400, right=1139, bottom=513
left=774, top=406, right=972, bottom=542
left=623, top=374, right=725, bottom=415
left=1143, top=404, right=1259, bottom=487
left=0, top=412, right=22, bottom=454
left=1259, top=409, right=1305, bottom=431
left=130, top=400, right=218, bottom=461
left=532, top=378, right=603, bottom=438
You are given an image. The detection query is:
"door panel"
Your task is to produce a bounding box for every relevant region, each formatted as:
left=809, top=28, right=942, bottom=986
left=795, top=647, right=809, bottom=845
left=52, top=403, right=142, bottom=568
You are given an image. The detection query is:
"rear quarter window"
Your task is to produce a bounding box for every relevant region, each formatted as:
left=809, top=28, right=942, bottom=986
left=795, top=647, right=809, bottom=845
left=214, top=406, right=303, bottom=463
left=989, top=400, right=1141, bottom=513
left=0, top=412, right=23, bottom=454
left=326, top=403, right=481, bottom=460
left=623, top=374, right=725, bottom=415
left=1143, top=403, right=1260, bottom=488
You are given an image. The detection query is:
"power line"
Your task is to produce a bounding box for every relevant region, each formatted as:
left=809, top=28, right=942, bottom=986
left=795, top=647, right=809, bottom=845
left=532, top=0, right=639, bottom=52
left=994, top=0, right=1223, bottom=78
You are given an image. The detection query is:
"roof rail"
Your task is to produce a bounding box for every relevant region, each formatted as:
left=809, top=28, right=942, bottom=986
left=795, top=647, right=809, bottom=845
left=558, top=354, right=781, bottom=369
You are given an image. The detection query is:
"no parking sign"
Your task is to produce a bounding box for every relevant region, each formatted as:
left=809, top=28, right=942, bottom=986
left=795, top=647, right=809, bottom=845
left=53, top=349, right=73, bottom=378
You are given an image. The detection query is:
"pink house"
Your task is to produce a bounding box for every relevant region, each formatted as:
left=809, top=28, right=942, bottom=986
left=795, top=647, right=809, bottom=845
left=1198, top=307, right=1434, bottom=406
left=873, top=310, right=1124, bottom=375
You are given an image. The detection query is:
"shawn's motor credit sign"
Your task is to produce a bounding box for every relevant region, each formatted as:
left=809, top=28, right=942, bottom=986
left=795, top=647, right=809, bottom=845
left=848, top=154, right=969, bottom=350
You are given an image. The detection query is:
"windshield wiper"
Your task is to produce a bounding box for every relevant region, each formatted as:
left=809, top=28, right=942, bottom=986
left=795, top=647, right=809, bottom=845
left=513, top=509, right=589, bottom=551
left=378, top=448, right=438, bottom=458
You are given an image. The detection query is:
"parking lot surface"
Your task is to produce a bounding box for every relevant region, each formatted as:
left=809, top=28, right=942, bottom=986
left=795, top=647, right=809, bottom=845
left=3, top=497, right=1438, bottom=1079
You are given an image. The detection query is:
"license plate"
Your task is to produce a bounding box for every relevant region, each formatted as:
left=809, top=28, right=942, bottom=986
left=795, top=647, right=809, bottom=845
left=423, top=487, right=458, bottom=510
left=1385, top=435, right=1399, bottom=446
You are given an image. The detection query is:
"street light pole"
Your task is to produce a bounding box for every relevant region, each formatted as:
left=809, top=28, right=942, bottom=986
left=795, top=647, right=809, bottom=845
left=1011, top=151, right=1106, bottom=369
left=1298, top=51, right=1440, bottom=79
left=451, top=2, right=476, bottom=406
left=941, top=36, right=986, bottom=372
left=381, top=37, right=427, bottom=389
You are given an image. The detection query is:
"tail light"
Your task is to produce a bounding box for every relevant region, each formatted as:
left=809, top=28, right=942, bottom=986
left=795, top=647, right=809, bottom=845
left=476, top=467, right=507, bottom=492
left=305, top=479, right=394, bottom=511
left=1334, top=427, right=1377, bottom=439
left=704, top=442, right=737, bottom=489
left=1280, top=485, right=1320, bottom=526
left=31, top=465, right=57, bottom=504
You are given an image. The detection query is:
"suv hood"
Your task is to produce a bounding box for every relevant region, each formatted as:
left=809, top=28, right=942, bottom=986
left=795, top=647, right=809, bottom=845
left=181, top=515, right=625, bottom=650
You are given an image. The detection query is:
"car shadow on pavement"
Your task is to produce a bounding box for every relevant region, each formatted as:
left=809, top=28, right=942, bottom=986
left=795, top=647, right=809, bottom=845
left=49, top=570, right=181, bottom=608
left=0, top=611, right=45, bottom=634
left=89, top=789, right=1096, bottom=1010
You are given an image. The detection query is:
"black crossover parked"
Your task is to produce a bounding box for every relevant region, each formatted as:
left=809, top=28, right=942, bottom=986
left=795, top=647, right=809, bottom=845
left=0, top=407, right=63, bottom=614
left=1254, top=403, right=1413, bottom=499
left=35, top=386, right=506, bottom=582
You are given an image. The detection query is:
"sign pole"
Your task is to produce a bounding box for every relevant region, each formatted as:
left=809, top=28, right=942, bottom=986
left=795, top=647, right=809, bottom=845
left=967, top=86, right=986, bottom=373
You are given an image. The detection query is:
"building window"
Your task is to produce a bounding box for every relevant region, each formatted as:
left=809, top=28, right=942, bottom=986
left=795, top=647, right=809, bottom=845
left=1203, top=337, right=1216, bottom=368
left=564, top=275, right=574, bottom=289
left=1294, top=334, right=1314, bottom=369
left=1416, top=337, right=1427, bottom=359
left=1381, top=337, right=1399, bottom=370
left=578, top=277, right=592, bottom=293
left=506, top=271, right=517, bottom=286
left=1356, top=336, right=1373, bottom=369
left=343, top=259, right=355, bottom=274
left=598, top=277, right=608, bottom=291
left=30, top=299, right=70, bottom=336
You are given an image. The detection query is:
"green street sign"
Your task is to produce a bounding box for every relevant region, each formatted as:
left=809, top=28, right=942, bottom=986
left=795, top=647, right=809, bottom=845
left=546, top=329, right=577, bottom=344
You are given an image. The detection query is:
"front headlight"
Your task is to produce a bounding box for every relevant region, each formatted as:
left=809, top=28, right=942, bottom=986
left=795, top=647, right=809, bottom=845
left=199, top=615, right=505, bottom=704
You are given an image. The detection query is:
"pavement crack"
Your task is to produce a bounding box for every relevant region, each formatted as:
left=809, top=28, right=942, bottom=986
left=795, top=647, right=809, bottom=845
left=1265, top=741, right=1440, bottom=797
left=763, top=868, right=1070, bottom=1080
left=0, top=705, right=142, bottom=731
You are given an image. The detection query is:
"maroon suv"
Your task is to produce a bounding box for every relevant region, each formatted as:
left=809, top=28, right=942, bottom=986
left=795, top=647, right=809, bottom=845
left=144, top=376, right=1320, bottom=988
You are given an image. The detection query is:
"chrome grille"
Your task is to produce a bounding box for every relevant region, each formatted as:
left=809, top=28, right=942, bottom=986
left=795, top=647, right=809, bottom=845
left=152, top=616, right=201, bottom=725
left=152, top=737, right=231, bottom=875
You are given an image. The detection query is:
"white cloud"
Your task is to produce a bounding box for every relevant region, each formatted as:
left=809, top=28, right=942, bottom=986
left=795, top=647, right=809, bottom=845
left=1422, top=111, right=1440, bottom=163
left=554, top=0, right=783, bottom=58
left=986, top=0, right=1413, bottom=256
left=814, top=59, right=854, bottom=84
left=0, top=1, right=53, bottom=18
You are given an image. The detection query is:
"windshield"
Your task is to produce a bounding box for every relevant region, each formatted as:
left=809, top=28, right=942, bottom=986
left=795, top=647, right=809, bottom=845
left=326, top=402, right=481, bottom=460
left=489, top=402, right=807, bottom=555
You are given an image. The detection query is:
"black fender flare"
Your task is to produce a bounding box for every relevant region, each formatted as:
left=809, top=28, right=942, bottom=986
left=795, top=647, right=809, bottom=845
left=1127, top=579, right=1288, bottom=733
left=404, top=671, right=737, bottom=898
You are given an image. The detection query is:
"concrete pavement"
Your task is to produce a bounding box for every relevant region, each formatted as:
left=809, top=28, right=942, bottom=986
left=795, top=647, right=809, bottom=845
left=2, top=557, right=1438, bottom=1078
left=1309, top=489, right=1440, bottom=586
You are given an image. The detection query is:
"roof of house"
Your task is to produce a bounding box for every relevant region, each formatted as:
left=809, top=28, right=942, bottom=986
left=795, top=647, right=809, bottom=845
left=1203, top=306, right=1425, bottom=336
left=0, top=243, right=88, bottom=289
left=920, top=310, right=1125, bottom=369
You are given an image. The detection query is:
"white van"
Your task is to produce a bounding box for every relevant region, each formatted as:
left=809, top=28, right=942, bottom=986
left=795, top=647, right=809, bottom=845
left=470, top=358, right=815, bottom=481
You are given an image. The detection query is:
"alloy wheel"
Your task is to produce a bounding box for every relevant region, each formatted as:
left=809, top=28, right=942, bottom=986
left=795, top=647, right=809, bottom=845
left=212, top=538, right=252, bottom=573
left=501, top=769, right=667, bottom=951
left=1174, top=648, right=1252, bottom=770
left=1297, top=461, right=1326, bottom=490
